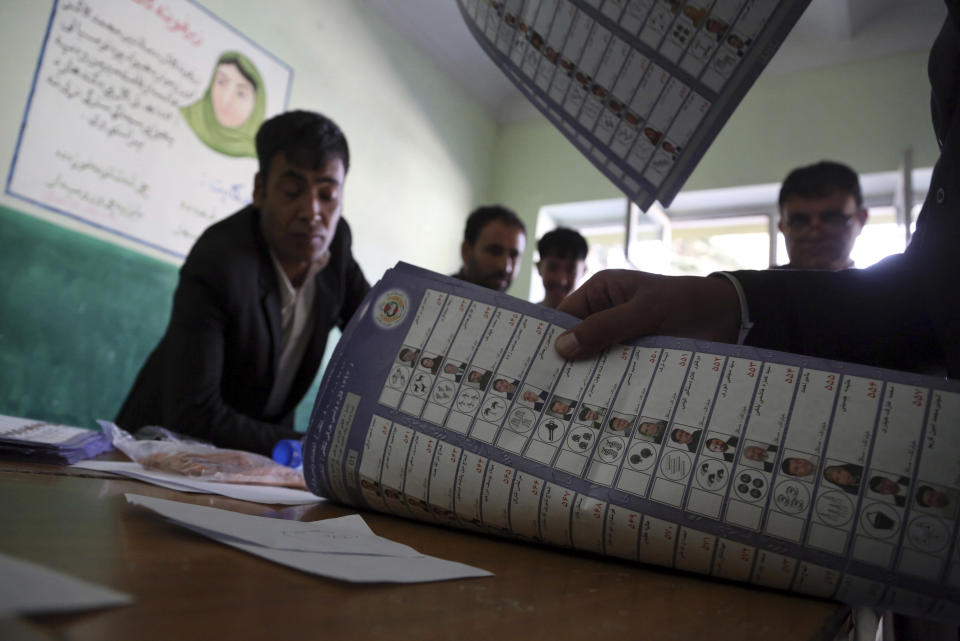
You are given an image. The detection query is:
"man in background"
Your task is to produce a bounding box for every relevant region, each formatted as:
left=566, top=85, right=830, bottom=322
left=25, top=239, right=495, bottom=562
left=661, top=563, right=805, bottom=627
left=117, top=110, right=369, bottom=455
left=777, top=160, right=868, bottom=270
left=536, top=227, right=588, bottom=308
left=453, top=205, right=526, bottom=292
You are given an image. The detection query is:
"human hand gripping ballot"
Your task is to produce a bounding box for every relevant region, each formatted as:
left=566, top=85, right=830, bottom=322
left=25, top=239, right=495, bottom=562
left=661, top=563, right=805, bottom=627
left=553, top=270, right=743, bottom=360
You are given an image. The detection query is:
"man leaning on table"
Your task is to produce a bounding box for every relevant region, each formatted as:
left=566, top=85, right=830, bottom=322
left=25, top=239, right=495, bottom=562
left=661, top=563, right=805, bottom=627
left=117, top=110, right=370, bottom=455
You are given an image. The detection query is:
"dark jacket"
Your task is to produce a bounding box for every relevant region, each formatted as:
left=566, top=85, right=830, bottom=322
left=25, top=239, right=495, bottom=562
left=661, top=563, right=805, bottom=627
left=116, top=207, right=369, bottom=454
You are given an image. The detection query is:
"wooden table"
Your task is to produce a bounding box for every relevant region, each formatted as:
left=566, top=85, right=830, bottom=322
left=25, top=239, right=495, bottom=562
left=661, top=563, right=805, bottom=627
left=0, top=460, right=845, bottom=641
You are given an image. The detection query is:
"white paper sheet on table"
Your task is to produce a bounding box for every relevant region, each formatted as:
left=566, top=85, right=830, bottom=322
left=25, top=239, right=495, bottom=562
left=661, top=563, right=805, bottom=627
left=126, top=494, right=492, bottom=583
left=73, top=460, right=322, bottom=505
left=0, top=552, right=132, bottom=614
left=127, top=493, right=417, bottom=555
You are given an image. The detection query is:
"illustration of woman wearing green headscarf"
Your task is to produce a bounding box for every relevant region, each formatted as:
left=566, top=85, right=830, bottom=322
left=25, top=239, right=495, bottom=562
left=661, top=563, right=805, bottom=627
left=181, top=51, right=266, bottom=158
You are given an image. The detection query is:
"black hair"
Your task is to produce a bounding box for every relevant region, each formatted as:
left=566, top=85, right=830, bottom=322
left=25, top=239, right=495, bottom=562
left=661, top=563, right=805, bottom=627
left=781, top=458, right=798, bottom=475
left=706, top=437, right=728, bottom=451
left=670, top=428, right=686, bottom=443
left=916, top=485, right=937, bottom=507
left=778, top=160, right=862, bottom=209
left=578, top=406, right=596, bottom=421
left=824, top=463, right=861, bottom=486
left=868, top=475, right=892, bottom=492
left=256, top=110, right=350, bottom=177
left=538, top=227, right=588, bottom=261
left=217, top=56, right=258, bottom=90
left=463, top=205, right=526, bottom=246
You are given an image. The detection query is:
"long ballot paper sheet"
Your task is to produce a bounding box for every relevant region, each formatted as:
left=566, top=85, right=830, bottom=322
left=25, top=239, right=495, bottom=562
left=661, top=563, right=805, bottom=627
left=304, top=262, right=960, bottom=621
left=459, top=0, right=810, bottom=209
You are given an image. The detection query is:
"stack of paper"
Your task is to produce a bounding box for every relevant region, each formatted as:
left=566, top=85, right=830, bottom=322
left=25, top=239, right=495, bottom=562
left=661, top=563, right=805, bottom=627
left=0, top=414, right=112, bottom=464
left=74, top=460, right=322, bottom=506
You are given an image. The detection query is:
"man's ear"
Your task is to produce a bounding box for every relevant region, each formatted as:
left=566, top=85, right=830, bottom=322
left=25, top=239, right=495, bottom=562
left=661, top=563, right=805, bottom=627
left=854, top=207, right=869, bottom=231
left=461, top=240, right=471, bottom=265
left=252, top=172, right=265, bottom=207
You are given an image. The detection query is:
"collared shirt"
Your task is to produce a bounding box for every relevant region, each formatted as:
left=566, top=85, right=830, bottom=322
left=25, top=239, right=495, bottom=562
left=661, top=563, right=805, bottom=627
left=262, top=252, right=327, bottom=416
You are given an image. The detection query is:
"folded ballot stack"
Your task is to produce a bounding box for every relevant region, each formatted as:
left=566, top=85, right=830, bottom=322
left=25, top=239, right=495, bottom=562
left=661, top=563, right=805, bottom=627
left=0, top=414, right=112, bottom=464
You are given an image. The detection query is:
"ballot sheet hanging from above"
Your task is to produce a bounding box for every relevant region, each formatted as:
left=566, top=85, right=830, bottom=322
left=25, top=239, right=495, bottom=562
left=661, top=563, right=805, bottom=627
left=458, top=0, right=810, bottom=210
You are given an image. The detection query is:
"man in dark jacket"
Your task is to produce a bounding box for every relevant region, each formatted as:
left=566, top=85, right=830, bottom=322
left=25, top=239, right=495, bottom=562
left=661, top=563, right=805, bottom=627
left=117, top=111, right=370, bottom=454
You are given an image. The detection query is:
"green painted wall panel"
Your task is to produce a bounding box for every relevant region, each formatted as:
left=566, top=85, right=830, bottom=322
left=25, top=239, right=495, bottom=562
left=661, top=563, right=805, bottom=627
left=0, top=205, right=176, bottom=428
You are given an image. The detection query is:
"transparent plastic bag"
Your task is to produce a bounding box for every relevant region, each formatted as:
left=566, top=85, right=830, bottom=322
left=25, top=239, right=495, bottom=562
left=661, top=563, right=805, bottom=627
left=97, top=421, right=306, bottom=489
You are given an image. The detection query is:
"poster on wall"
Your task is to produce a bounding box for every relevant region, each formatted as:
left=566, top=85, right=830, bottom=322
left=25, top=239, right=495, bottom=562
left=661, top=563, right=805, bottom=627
left=6, top=0, right=292, bottom=258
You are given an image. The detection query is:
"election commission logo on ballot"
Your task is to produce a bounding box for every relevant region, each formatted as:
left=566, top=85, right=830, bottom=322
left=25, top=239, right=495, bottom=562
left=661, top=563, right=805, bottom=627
left=373, top=290, right=410, bottom=329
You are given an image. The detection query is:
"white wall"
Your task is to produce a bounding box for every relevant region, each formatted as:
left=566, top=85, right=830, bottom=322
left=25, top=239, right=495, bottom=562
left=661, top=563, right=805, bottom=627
left=0, top=0, right=499, bottom=281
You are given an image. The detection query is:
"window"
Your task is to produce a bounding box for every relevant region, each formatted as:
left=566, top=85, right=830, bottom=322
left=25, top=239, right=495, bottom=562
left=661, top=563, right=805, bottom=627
left=532, top=168, right=930, bottom=301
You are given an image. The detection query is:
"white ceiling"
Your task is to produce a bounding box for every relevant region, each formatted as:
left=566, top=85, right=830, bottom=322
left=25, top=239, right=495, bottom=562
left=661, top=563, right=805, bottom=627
left=363, top=0, right=947, bottom=123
